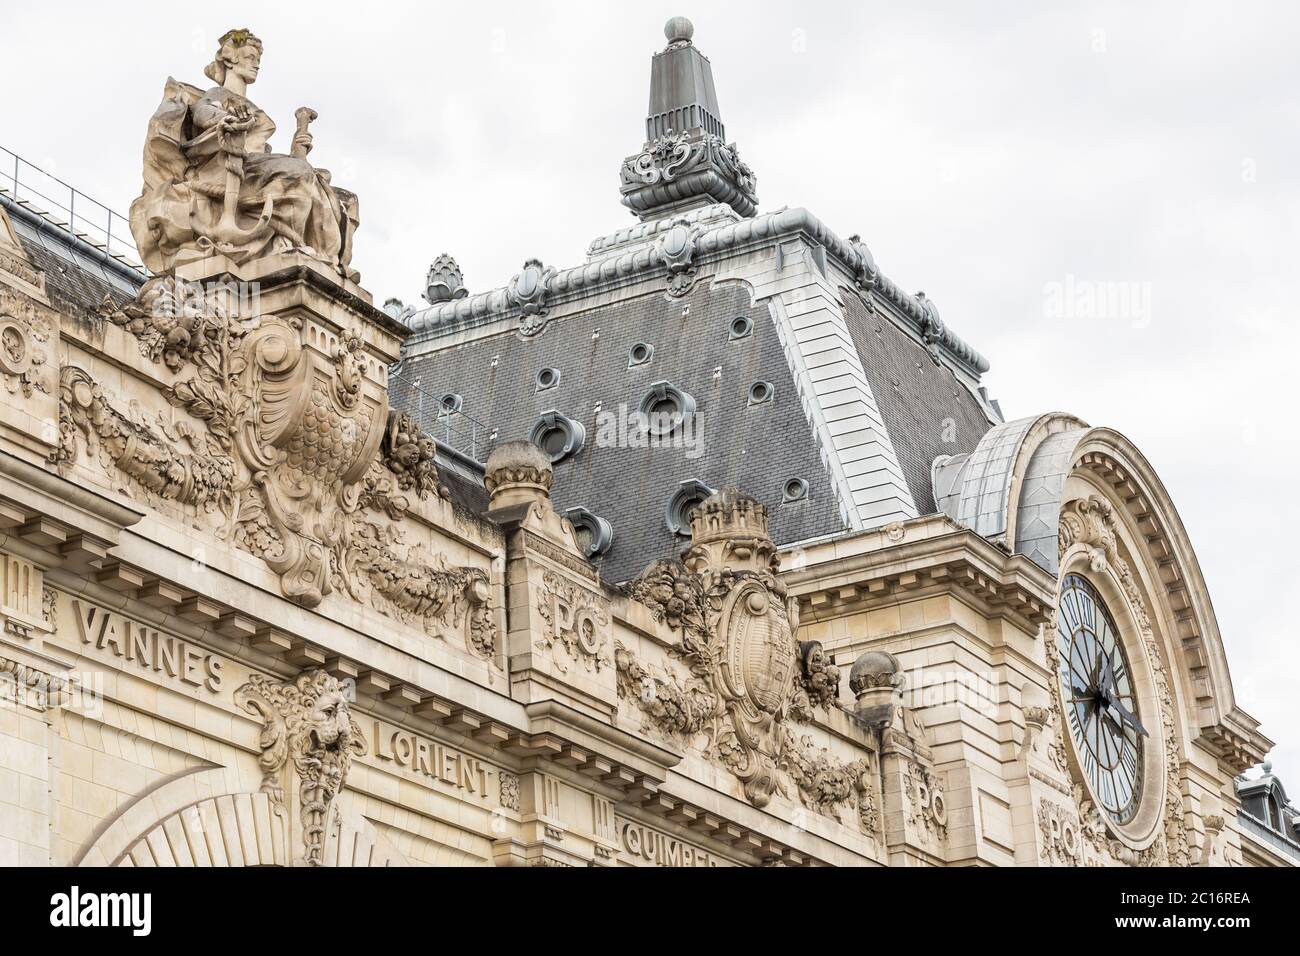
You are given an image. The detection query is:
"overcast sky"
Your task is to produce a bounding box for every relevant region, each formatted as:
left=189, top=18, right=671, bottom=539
left=6, top=1, right=1296, bottom=785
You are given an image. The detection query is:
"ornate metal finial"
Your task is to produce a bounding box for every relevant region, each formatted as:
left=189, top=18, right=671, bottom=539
left=619, top=19, right=758, bottom=221
left=664, top=16, right=695, bottom=49
left=424, top=254, right=468, bottom=305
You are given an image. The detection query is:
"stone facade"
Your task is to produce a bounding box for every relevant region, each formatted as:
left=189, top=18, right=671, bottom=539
left=0, top=21, right=1283, bottom=869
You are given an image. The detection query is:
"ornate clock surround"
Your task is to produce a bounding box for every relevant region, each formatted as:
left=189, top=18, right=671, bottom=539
left=1055, top=494, right=1170, bottom=853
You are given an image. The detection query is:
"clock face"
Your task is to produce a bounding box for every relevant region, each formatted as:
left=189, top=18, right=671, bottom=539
left=1056, top=574, right=1145, bottom=824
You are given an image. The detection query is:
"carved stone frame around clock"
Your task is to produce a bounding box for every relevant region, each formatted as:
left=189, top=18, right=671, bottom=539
left=1056, top=516, right=1167, bottom=854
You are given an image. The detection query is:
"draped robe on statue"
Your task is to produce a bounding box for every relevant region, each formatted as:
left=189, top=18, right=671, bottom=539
left=129, top=78, right=356, bottom=275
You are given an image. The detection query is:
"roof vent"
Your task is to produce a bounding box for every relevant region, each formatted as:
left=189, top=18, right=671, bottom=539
left=729, top=315, right=753, bottom=340
left=564, top=507, right=615, bottom=559
left=628, top=342, right=655, bottom=367
left=535, top=367, right=561, bottom=392
left=782, top=478, right=809, bottom=503
left=666, top=478, right=716, bottom=535
left=747, top=381, right=774, bottom=405
left=639, top=381, right=696, bottom=436
left=529, top=410, right=586, bottom=463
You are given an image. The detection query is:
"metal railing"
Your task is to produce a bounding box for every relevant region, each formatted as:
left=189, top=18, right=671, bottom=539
left=0, top=144, right=143, bottom=271
left=389, top=366, right=493, bottom=463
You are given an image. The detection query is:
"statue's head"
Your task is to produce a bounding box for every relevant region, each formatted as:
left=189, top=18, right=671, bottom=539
left=204, top=28, right=264, bottom=87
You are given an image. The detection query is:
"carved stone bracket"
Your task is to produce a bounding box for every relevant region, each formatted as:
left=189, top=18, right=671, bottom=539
left=656, top=219, right=701, bottom=297
left=508, top=259, right=556, bottom=337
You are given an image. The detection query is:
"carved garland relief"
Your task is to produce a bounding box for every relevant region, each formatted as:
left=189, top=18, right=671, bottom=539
left=621, top=554, right=875, bottom=829
left=56, top=273, right=498, bottom=660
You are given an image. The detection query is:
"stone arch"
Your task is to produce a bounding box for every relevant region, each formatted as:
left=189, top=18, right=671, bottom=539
left=935, top=413, right=1267, bottom=773
left=76, top=768, right=411, bottom=867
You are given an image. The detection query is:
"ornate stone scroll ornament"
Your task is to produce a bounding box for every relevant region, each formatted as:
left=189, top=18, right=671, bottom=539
left=424, top=254, right=468, bottom=305
left=626, top=488, right=804, bottom=809
left=620, top=132, right=759, bottom=220
left=846, top=234, right=879, bottom=296
left=508, top=258, right=556, bottom=336
left=1057, top=495, right=1189, bottom=866
left=100, top=273, right=493, bottom=650
left=235, top=670, right=366, bottom=866
left=915, top=292, right=946, bottom=365
left=657, top=219, right=700, bottom=297
left=129, top=29, right=360, bottom=277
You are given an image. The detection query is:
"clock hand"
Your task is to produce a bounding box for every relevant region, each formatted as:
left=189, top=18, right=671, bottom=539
left=1107, top=695, right=1148, bottom=738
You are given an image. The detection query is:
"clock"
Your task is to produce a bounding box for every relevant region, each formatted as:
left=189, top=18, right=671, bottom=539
left=1056, top=573, right=1148, bottom=824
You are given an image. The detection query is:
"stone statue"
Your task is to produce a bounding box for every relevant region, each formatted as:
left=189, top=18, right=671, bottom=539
left=129, top=28, right=359, bottom=278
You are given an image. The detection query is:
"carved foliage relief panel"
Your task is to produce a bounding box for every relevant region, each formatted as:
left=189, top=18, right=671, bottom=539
left=620, top=554, right=877, bottom=835
left=56, top=275, right=497, bottom=662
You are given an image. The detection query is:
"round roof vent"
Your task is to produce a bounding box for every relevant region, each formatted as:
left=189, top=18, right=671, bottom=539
left=730, top=315, right=754, bottom=340
left=628, top=342, right=654, bottom=368
left=535, top=367, right=561, bottom=392
left=564, top=507, right=615, bottom=559
left=438, top=392, right=463, bottom=415
left=529, top=410, right=586, bottom=463
left=782, top=477, right=809, bottom=503
left=665, top=479, right=716, bottom=535
left=747, top=381, right=774, bottom=405
left=639, top=381, right=697, bottom=437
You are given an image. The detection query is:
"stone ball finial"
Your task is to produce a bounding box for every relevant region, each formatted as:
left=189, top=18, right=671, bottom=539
left=849, top=650, right=900, bottom=698
left=484, top=440, right=553, bottom=511
left=849, top=650, right=902, bottom=729
left=665, top=16, right=694, bottom=46
left=1263, top=760, right=1274, bottom=774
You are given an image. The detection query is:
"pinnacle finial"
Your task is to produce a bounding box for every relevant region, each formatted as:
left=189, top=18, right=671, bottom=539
left=665, top=16, right=694, bottom=47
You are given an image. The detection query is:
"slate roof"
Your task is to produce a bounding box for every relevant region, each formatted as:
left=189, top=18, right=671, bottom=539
left=393, top=282, right=846, bottom=582
left=840, top=288, right=995, bottom=514
left=1, top=192, right=143, bottom=316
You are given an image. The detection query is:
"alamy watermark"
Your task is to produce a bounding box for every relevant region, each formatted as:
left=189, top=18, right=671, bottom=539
left=1043, top=275, right=1152, bottom=328
left=592, top=404, right=704, bottom=460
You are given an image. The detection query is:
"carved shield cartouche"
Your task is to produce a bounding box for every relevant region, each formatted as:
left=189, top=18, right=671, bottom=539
left=717, top=580, right=798, bottom=807
left=721, top=584, right=796, bottom=718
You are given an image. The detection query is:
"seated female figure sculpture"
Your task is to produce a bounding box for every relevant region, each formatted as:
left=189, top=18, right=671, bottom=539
left=129, top=28, right=359, bottom=279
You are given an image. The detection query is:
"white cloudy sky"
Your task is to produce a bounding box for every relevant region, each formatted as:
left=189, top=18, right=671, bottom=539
left=5, top=1, right=1297, bottom=784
